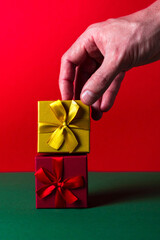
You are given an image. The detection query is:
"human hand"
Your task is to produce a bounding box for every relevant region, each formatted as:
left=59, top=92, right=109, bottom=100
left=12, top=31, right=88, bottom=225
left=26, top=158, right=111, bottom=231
left=59, top=1, right=160, bottom=120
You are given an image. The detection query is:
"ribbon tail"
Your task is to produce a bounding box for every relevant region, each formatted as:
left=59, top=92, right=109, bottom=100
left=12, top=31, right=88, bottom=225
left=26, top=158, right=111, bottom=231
left=62, top=188, right=78, bottom=204
left=65, top=127, right=78, bottom=153
left=47, top=126, right=64, bottom=150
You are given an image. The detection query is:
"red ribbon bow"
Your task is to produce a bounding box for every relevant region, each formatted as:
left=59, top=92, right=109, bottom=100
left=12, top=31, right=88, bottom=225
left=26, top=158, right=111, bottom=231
left=35, top=157, right=84, bottom=208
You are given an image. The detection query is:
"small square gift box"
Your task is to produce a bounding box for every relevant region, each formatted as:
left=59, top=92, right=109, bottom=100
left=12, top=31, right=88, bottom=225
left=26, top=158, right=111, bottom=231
left=35, top=155, right=88, bottom=208
left=37, top=100, right=90, bottom=153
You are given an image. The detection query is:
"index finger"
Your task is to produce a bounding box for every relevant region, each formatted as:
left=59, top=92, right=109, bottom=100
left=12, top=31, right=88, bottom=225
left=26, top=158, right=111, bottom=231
left=59, top=35, right=87, bottom=100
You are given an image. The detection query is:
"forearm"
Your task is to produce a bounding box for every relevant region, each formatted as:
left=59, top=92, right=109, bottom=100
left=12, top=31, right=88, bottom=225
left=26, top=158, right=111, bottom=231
left=146, top=0, right=160, bottom=16
left=127, top=0, right=160, bottom=23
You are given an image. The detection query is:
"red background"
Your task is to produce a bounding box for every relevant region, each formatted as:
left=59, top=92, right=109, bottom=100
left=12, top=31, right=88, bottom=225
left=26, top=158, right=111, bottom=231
left=0, top=0, right=160, bottom=172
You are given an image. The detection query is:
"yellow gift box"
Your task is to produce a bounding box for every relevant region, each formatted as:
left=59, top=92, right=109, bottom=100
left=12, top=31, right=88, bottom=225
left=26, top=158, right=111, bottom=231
left=38, top=100, right=90, bottom=153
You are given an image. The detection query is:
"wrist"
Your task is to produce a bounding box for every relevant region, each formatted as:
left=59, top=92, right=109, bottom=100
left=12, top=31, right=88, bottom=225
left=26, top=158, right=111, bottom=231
left=143, top=0, right=160, bottom=28
left=119, top=0, right=160, bottom=67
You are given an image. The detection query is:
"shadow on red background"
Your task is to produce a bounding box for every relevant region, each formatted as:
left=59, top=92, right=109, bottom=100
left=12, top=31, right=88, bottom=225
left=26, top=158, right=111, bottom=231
left=0, top=0, right=159, bottom=172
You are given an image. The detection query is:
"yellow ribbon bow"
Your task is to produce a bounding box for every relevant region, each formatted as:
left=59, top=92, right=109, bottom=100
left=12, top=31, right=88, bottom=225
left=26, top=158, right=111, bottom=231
left=39, top=100, right=89, bottom=153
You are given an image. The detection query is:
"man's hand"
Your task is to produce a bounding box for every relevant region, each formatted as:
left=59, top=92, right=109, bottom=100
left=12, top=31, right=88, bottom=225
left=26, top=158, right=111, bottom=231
left=59, top=1, right=160, bottom=120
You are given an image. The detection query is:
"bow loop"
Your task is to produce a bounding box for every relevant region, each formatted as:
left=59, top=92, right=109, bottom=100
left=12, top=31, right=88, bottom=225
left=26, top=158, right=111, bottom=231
left=35, top=167, right=56, bottom=184
left=50, top=100, right=66, bottom=124
left=47, top=126, right=65, bottom=151
left=63, top=176, right=84, bottom=189
left=67, top=100, right=79, bottom=124
left=37, top=184, right=56, bottom=199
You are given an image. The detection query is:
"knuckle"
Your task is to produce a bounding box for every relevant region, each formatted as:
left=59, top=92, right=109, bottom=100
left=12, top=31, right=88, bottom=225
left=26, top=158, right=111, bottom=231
left=86, top=23, right=99, bottom=32
left=106, top=18, right=115, bottom=24
left=61, top=53, right=68, bottom=63
left=100, top=75, right=110, bottom=89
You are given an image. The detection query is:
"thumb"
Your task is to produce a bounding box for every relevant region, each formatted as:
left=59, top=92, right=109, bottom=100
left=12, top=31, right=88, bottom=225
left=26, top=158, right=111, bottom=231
left=80, top=58, right=120, bottom=105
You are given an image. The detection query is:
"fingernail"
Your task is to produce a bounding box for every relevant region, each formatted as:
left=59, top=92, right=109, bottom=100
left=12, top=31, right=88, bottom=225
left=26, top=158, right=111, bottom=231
left=81, top=90, right=95, bottom=105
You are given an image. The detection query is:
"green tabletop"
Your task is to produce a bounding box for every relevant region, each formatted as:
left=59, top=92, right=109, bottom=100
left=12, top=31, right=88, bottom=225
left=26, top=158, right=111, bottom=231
left=0, top=172, right=160, bottom=240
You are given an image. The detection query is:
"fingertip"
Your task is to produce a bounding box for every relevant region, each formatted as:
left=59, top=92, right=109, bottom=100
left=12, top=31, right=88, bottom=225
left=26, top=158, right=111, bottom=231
left=100, top=101, right=113, bottom=112
left=100, top=89, right=115, bottom=112
left=91, top=107, right=103, bottom=120
left=91, top=99, right=103, bottom=120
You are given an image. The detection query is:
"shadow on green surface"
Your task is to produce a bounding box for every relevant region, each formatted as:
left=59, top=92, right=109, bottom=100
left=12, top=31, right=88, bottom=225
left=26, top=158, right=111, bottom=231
left=88, top=183, right=160, bottom=208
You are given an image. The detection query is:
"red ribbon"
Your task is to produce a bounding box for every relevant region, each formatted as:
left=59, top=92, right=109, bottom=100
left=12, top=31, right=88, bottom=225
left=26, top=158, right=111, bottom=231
left=35, top=157, right=84, bottom=208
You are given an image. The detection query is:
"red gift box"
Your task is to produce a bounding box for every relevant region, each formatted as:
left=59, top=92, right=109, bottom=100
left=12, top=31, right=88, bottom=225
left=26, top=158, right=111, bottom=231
left=35, top=155, right=88, bottom=208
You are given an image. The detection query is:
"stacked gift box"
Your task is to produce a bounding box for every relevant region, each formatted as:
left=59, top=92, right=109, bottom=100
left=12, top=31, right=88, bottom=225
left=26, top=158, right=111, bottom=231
left=35, top=100, right=90, bottom=208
